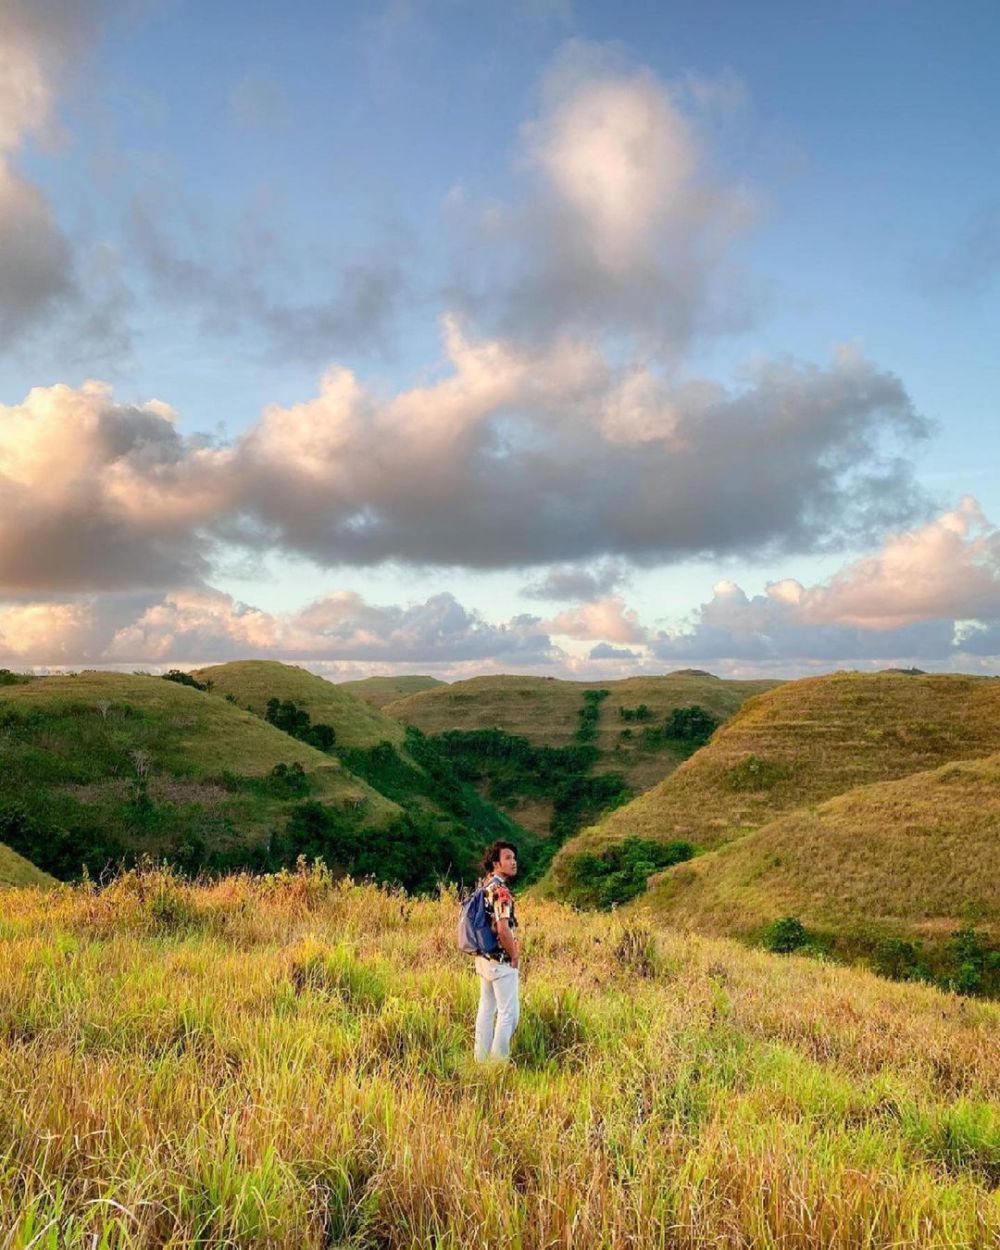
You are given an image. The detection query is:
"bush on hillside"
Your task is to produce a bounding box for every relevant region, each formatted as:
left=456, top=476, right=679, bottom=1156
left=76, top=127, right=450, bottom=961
left=563, top=837, right=695, bottom=909
left=663, top=705, right=719, bottom=746
left=726, top=754, right=793, bottom=792
left=872, top=937, right=930, bottom=983
left=945, top=926, right=1000, bottom=997
left=763, top=916, right=810, bottom=954
left=0, top=669, right=30, bottom=686
left=264, top=698, right=337, bottom=752
left=575, top=689, right=610, bottom=744
left=162, top=670, right=209, bottom=691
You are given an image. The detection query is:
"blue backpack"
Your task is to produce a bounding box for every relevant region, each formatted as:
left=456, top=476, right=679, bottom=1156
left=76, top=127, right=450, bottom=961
left=457, top=884, right=500, bottom=957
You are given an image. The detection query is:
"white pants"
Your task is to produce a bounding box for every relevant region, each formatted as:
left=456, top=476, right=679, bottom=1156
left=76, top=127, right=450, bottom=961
left=474, top=956, right=520, bottom=1062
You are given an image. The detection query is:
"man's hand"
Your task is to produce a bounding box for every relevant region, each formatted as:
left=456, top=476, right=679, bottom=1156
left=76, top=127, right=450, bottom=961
left=496, top=917, right=519, bottom=968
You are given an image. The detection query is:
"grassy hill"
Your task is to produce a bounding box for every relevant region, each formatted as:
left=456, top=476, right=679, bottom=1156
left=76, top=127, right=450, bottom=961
left=339, top=674, right=446, bottom=707
left=0, top=842, right=55, bottom=888
left=190, top=661, right=538, bottom=878
left=550, top=671, right=1000, bottom=884
left=385, top=672, right=778, bottom=838
left=0, top=866, right=997, bottom=1247
left=641, top=752, right=1000, bottom=974
left=0, top=670, right=399, bottom=880
left=191, top=660, right=409, bottom=749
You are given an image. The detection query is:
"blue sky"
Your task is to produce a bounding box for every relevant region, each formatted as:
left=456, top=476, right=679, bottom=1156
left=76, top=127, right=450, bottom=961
left=1, top=0, right=998, bottom=678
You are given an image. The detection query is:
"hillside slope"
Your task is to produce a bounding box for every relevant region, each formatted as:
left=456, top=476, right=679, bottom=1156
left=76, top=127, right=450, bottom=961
left=386, top=672, right=779, bottom=835
left=641, top=753, right=1000, bottom=958
left=192, top=661, right=538, bottom=880
left=551, top=672, right=1000, bottom=885
left=191, top=660, right=409, bottom=748
left=0, top=870, right=997, bottom=1246
left=339, top=675, right=446, bottom=707
left=0, top=843, right=55, bottom=888
left=0, top=671, right=399, bottom=878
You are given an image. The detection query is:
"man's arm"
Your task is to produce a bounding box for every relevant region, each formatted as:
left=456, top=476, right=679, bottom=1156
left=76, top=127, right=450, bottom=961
left=496, top=917, right=519, bottom=967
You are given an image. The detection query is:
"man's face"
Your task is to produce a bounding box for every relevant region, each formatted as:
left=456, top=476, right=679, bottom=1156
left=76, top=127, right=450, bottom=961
left=494, top=846, right=518, bottom=879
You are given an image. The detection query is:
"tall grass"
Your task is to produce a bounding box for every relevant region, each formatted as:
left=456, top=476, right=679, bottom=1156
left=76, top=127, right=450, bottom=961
left=0, top=865, right=997, bottom=1248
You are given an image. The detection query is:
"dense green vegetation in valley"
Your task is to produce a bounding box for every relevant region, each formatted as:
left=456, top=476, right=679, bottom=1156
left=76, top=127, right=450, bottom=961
left=384, top=672, right=779, bottom=835
left=190, top=663, right=539, bottom=886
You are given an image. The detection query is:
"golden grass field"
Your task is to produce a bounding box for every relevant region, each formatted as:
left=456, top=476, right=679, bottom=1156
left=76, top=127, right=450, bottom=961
left=190, top=661, right=410, bottom=750
left=549, top=672, right=1000, bottom=887
left=641, top=752, right=1000, bottom=953
left=0, top=866, right=997, bottom=1248
left=339, top=676, right=446, bottom=709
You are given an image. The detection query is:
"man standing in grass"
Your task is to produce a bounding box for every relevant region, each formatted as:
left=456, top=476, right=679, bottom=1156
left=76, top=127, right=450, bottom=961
left=473, top=840, right=520, bottom=1063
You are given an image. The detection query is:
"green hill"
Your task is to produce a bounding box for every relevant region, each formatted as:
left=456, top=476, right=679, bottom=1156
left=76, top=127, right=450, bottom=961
left=0, top=842, right=55, bottom=888
left=191, top=661, right=538, bottom=882
left=547, top=672, right=1000, bottom=899
left=339, top=674, right=447, bottom=707
left=191, top=660, right=409, bottom=748
left=641, top=753, right=1000, bottom=975
left=385, top=672, right=778, bottom=838
left=0, top=670, right=399, bottom=880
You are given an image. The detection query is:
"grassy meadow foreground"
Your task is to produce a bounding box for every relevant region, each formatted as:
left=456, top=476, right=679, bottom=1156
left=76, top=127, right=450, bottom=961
left=1, top=868, right=998, bottom=1248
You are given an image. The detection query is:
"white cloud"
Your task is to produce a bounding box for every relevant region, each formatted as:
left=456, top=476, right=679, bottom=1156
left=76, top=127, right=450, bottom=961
left=541, top=595, right=646, bottom=644
left=451, top=41, right=757, bottom=355
left=651, top=500, right=1000, bottom=665
left=792, top=497, right=1000, bottom=628
left=0, top=327, right=930, bottom=592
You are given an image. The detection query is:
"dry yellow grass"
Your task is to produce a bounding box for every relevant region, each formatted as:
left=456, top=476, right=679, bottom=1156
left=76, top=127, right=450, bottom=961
left=641, top=752, right=1000, bottom=951
left=339, top=675, right=446, bottom=708
left=552, top=673, right=1000, bottom=883
left=191, top=660, right=409, bottom=749
left=0, top=866, right=997, bottom=1247
left=0, top=843, right=54, bottom=888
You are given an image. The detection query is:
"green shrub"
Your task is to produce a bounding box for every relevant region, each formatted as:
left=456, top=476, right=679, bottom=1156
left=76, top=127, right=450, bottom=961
left=564, top=837, right=695, bottom=909
left=763, top=916, right=809, bottom=954
left=663, top=705, right=719, bottom=746
left=872, top=937, right=929, bottom=983
left=264, top=698, right=336, bottom=752
left=162, top=670, right=207, bottom=691
left=943, top=927, right=1000, bottom=997
left=727, top=755, right=792, bottom=791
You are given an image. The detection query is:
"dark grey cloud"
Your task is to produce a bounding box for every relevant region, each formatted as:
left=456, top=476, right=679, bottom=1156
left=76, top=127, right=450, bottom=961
left=589, top=641, right=639, bottom=660
left=127, top=201, right=406, bottom=362
left=0, top=339, right=930, bottom=596
left=0, top=1, right=103, bottom=348
left=227, top=338, right=930, bottom=570
left=650, top=582, right=971, bottom=665
left=521, top=559, right=628, bottom=601
left=0, top=382, right=217, bottom=594
left=0, top=165, right=73, bottom=340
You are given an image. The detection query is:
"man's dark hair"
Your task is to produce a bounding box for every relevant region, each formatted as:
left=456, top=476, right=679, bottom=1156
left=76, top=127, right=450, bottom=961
left=481, top=840, right=518, bottom=877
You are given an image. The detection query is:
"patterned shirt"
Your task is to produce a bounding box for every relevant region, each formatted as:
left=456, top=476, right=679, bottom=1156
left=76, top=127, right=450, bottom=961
left=482, top=873, right=517, bottom=962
